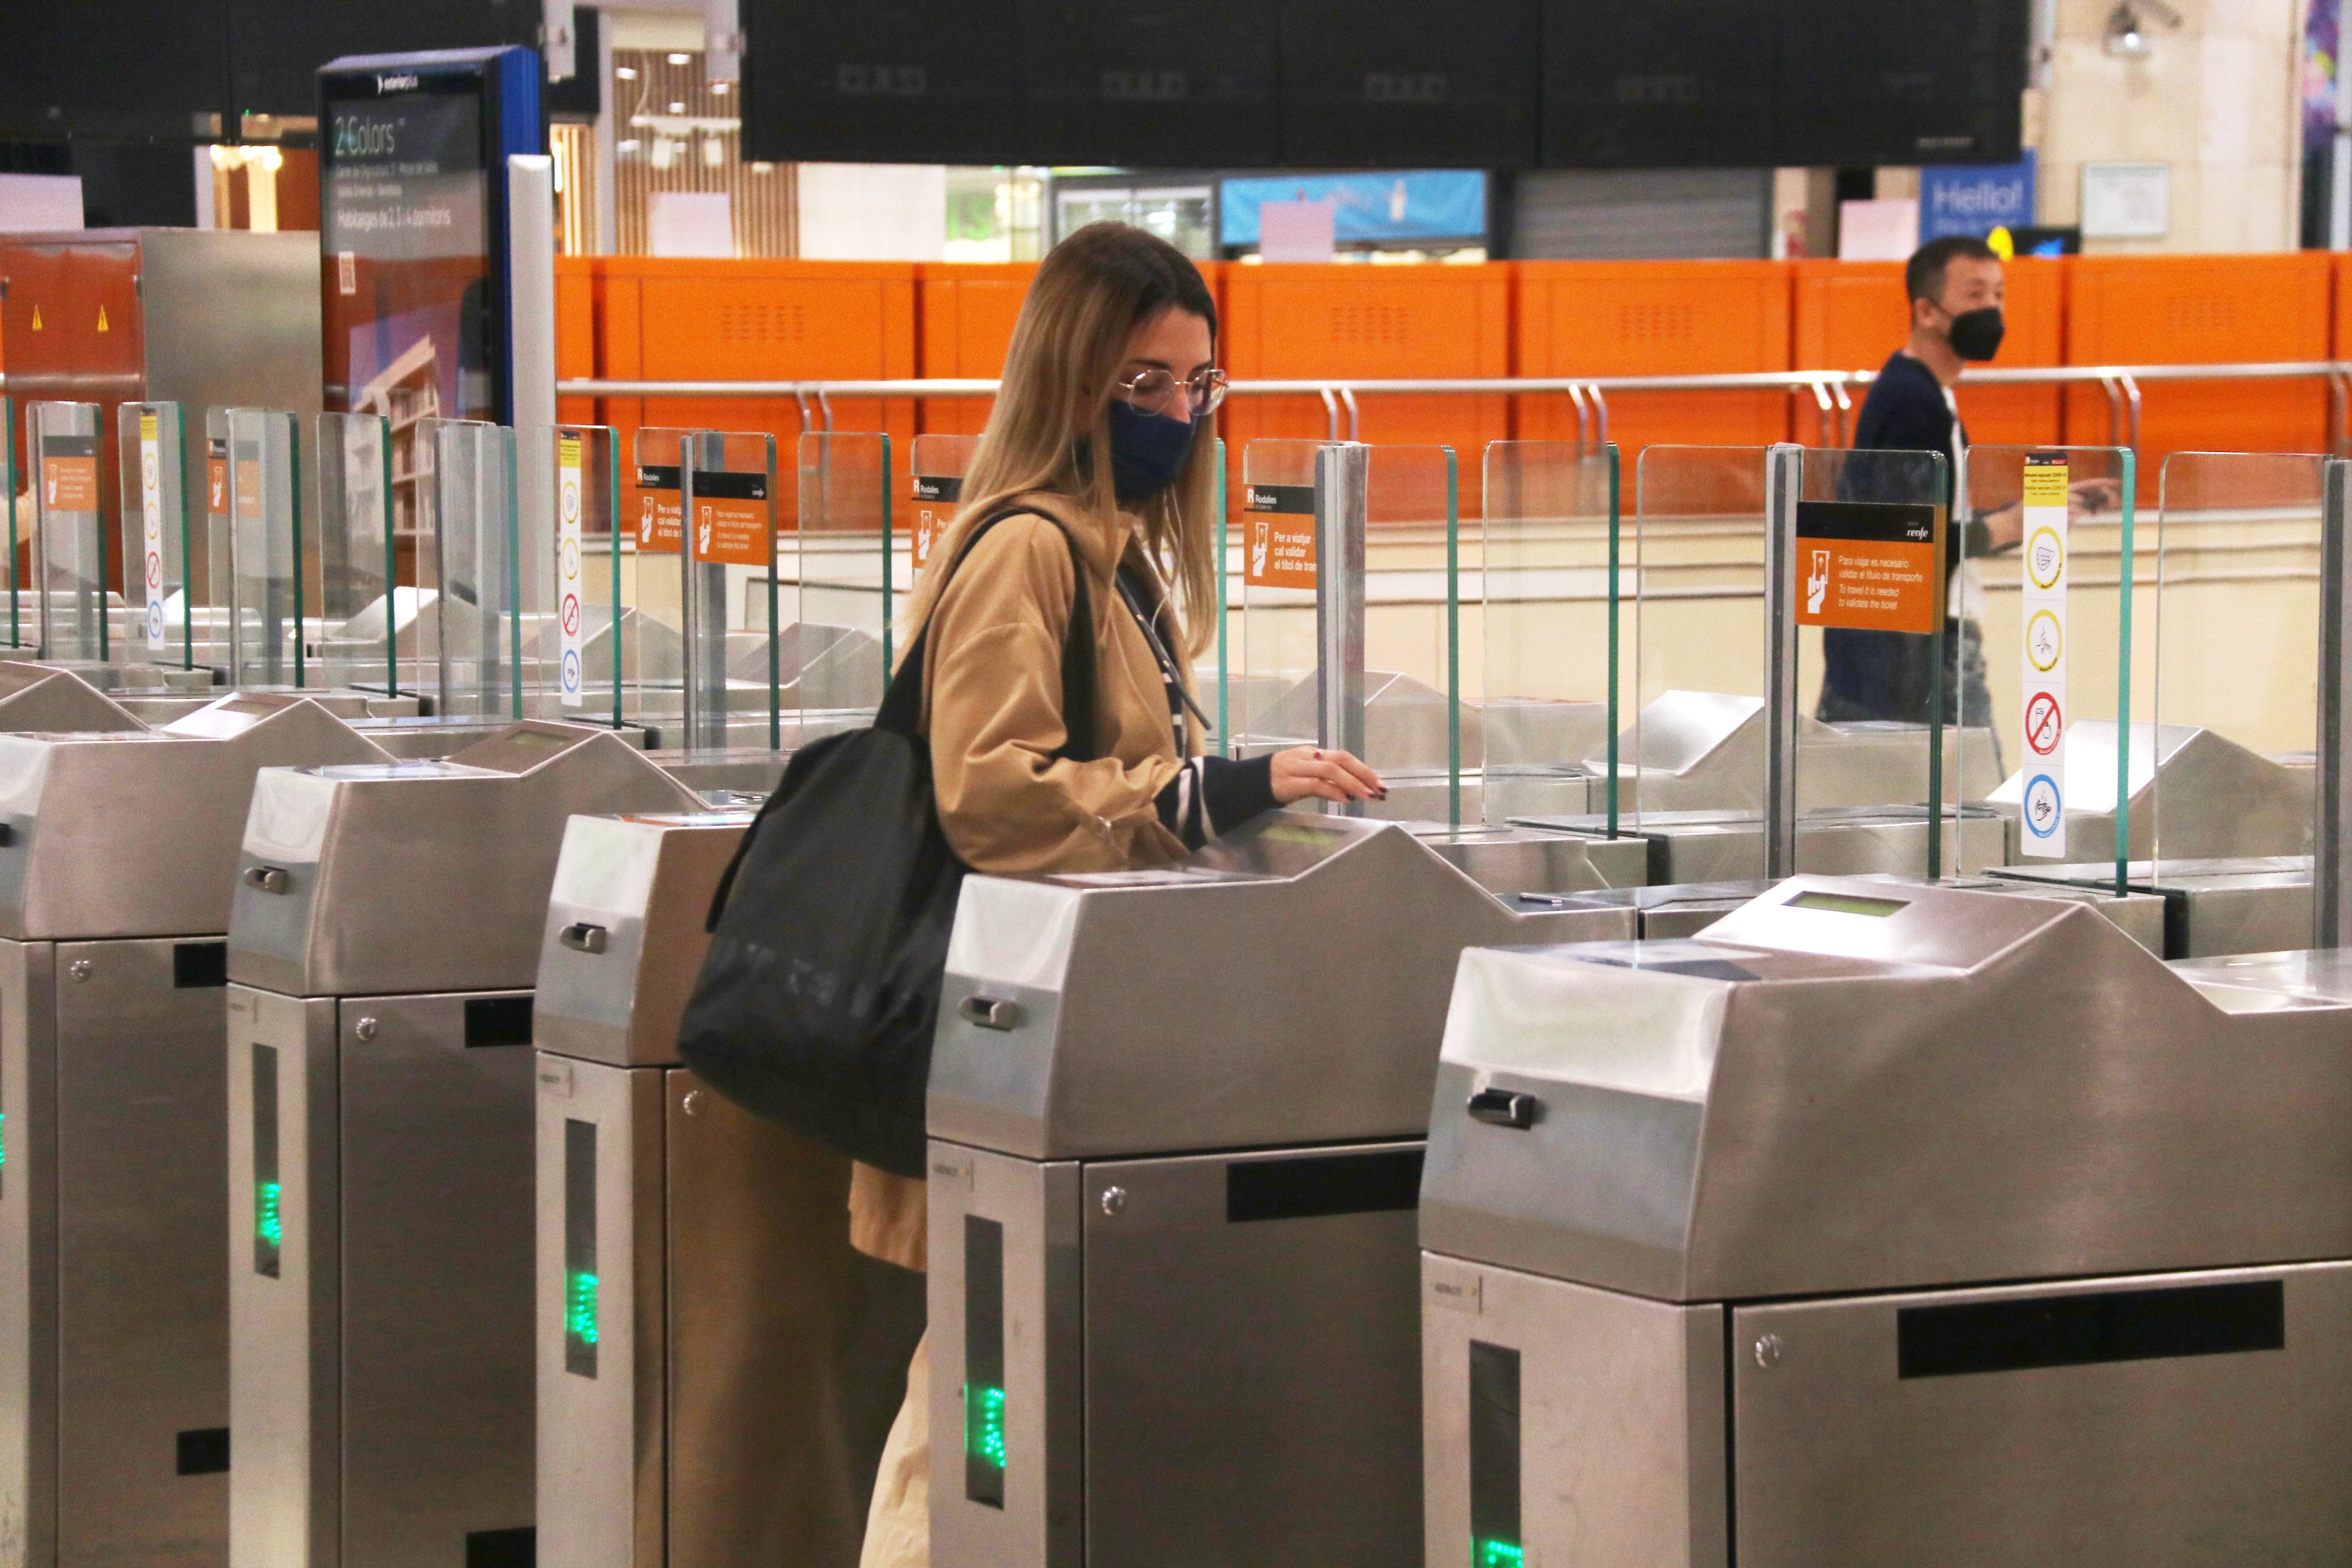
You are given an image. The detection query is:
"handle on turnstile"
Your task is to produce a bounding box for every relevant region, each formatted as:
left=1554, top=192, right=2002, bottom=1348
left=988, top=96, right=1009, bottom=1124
left=1466, top=1087, right=1539, bottom=1129
left=243, top=865, right=290, bottom=895
left=959, top=995, right=1020, bottom=1031
left=559, top=922, right=609, bottom=955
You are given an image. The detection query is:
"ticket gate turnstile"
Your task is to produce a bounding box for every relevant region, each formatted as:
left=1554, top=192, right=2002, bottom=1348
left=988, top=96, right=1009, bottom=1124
left=0, top=692, right=394, bottom=1568
left=532, top=812, right=926, bottom=1568
left=924, top=816, right=1636, bottom=1568
left=225, top=723, right=702, bottom=1568
left=1994, top=856, right=2312, bottom=958
left=1420, top=875, right=2352, bottom=1567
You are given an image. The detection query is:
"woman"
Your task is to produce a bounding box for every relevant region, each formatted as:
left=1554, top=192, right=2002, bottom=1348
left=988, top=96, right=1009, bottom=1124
left=852, top=222, right=1383, bottom=1567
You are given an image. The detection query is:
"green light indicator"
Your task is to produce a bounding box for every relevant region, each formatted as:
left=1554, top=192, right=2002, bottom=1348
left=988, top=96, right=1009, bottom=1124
left=567, top=1271, right=600, bottom=1346
left=966, top=1384, right=1005, bottom=1469
left=1477, top=1541, right=1524, bottom=1568
left=256, top=1180, right=282, bottom=1248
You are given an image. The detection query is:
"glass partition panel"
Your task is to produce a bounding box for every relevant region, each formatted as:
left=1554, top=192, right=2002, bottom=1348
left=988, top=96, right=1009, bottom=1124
left=1363, top=443, right=1461, bottom=823
left=204, top=409, right=232, bottom=671
left=2148, top=451, right=2326, bottom=875
left=1792, top=445, right=1952, bottom=872
left=1481, top=441, right=1619, bottom=830
left=226, top=409, right=303, bottom=689
left=425, top=418, right=524, bottom=718
left=1629, top=446, right=1772, bottom=840
left=909, top=432, right=978, bottom=579
left=798, top=430, right=890, bottom=732
left=316, top=412, right=399, bottom=696
left=525, top=424, right=625, bottom=728
left=1, top=395, right=18, bottom=649
left=1958, top=445, right=2138, bottom=878
left=1233, top=439, right=1326, bottom=757
left=118, top=402, right=194, bottom=669
left=682, top=431, right=780, bottom=752
left=30, top=401, right=111, bottom=665
left=629, top=426, right=698, bottom=744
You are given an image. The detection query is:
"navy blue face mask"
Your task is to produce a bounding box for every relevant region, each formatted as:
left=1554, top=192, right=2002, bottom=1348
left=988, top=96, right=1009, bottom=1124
left=1104, top=399, right=1201, bottom=503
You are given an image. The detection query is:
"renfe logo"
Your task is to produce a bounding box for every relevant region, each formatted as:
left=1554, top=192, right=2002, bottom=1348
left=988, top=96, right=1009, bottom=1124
left=376, top=74, right=420, bottom=92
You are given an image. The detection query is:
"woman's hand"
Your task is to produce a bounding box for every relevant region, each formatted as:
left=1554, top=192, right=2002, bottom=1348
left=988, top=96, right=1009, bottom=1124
left=1270, top=747, right=1385, bottom=805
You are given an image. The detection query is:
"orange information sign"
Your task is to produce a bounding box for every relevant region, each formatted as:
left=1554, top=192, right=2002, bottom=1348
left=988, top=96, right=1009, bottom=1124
left=208, top=441, right=228, bottom=515
left=632, top=463, right=682, bottom=554
left=910, top=474, right=960, bottom=571
left=236, top=460, right=264, bottom=520
left=42, top=454, right=97, bottom=513
left=1243, top=483, right=1315, bottom=590
left=691, top=470, right=771, bottom=567
left=1792, top=500, right=1942, bottom=636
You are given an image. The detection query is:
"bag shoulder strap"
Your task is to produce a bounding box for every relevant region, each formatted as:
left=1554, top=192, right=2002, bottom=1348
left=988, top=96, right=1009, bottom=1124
left=873, top=506, right=1101, bottom=764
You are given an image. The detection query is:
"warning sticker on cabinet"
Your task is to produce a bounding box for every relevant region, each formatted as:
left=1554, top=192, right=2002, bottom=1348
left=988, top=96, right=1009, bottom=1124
left=1792, top=499, right=1942, bottom=635
left=1243, top=483, right=1315, bottom=590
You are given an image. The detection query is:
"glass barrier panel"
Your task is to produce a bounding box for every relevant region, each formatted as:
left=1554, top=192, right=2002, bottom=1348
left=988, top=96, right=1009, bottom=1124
left=1480, top=441, right=1619, bottom=830
left=30, top=401, right=112, bottom=665
left=1363, top=443, right=1461, bottom=823
left=1627, top=445, right=1773, bottom=854
left=2147, top=451, right=2327, bottom=879
left=316, top=412, right=399, bottom=696
left=908, top=432, right=979, bottom=579
left=1791, top=445, right=1951, bottom=878
left=1957, top=445, right=2138, bottom=879
left=425, top=418, right=522, bottom=718
left=118, top=402, right=194, bottom=669
left=1, top=395, right=18, bottom=649
left=204, top=409, right=232, bottom=672
left=798, top=430, right=890, bottom=734
left=226, top=409, right=303, bottom=689
left=682, top=430, right=781, bottom=752
left=526, top=424, right=625, bottom=728
left=628, top=426, right=698, bottom=744
left=1234, top=439, right=1326, bottom=758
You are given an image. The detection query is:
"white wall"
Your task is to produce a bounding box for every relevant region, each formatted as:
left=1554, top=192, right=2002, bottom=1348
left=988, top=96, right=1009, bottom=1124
left=2038, top=0, right=2305, bottom=252
left=795, top=164, right=946, bottom=260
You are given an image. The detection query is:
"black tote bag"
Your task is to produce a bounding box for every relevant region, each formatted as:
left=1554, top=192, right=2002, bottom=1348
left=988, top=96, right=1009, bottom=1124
left=678, top=509, right=1099, bottom=1177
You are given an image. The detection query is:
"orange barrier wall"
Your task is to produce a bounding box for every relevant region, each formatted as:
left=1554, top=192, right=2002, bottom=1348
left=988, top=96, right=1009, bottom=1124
left=915, top=262, right=1035, bottom=436
left=1219, top=263, right=1511, bottom=516
left=589, top=258, right=917, bottom=525
left=1794, top=255, right=2067, bottom=450
left=1517, top=260, right=1792, bottom=461
left=2066, top=252, right=2333, bottom=498
left=556, top=257, right=597, bottom=429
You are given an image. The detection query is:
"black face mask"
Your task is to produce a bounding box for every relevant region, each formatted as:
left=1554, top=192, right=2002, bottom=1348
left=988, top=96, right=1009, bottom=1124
left=1946, top=306, right=2005, bottom=362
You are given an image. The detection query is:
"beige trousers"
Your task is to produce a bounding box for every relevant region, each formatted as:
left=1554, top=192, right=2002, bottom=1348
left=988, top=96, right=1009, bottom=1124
left=861, top=1330, right=930, bottom=1568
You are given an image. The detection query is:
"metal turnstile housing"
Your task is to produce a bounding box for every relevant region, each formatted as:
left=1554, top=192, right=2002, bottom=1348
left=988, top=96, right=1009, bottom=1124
left=926, top=816, right=1637, bottom=1568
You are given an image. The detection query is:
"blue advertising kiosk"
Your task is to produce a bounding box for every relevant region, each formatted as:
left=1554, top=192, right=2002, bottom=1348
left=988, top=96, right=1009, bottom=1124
left=317, top=47, right=545, bottom=431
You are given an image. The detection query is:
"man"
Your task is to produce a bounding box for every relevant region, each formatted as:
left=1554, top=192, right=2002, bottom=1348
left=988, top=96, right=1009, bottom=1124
left=1818, top=235, right=2030, bottom=734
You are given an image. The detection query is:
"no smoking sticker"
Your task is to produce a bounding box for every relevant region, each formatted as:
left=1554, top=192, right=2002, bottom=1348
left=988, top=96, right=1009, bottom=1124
left=2025, top=690, right=2062, bottom=756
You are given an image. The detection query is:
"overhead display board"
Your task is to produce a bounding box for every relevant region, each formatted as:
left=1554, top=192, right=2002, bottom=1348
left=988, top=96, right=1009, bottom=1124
left=0, top=0, right=231, bottom=139
left=1021, top=0, right=1279, bottom=167
left=741, top=1, right=1027, bottom=166
left=1278, top=0, right=1540, bottom=169
left=234, top=0, right=540, bottom=118
left=743, top=0, right=2024, bottom=169
left=317, top=47, right=543, bottom=429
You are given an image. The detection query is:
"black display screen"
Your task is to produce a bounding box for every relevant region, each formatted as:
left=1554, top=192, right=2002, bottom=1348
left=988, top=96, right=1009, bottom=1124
left=1468, top=1341, right=1522, bottom=1567
left=563, top=1118, right=597, bottom=1378
left=252, top=1043, right=281, bottom=1279
left=1022, top=0, right=1278, bottom=166
left=1278, top=0, right=1540, bottom=170
left=320, top=81, right=494, bottom=423
left=963, top=1215, right=1006, bottom=1508
left=742, top=0, right=1028, bottom=165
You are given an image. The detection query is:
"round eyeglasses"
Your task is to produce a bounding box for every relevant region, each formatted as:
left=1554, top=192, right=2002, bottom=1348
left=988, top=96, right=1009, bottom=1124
left=1113, top=366, right=1229, bottom=419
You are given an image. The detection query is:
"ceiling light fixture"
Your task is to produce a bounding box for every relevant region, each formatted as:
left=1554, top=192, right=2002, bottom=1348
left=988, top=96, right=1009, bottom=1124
left=667, top=52, right=692, bottom=65
left=615, top=66, right=638, bottom=80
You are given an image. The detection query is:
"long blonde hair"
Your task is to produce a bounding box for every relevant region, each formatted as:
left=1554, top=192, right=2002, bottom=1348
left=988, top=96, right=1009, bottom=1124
left=906, top=222, right=1221, bottom=662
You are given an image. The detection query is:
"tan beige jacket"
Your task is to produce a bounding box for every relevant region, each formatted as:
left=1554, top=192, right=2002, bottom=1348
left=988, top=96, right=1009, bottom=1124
left=851, top=491, right=1196, bottom=1271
